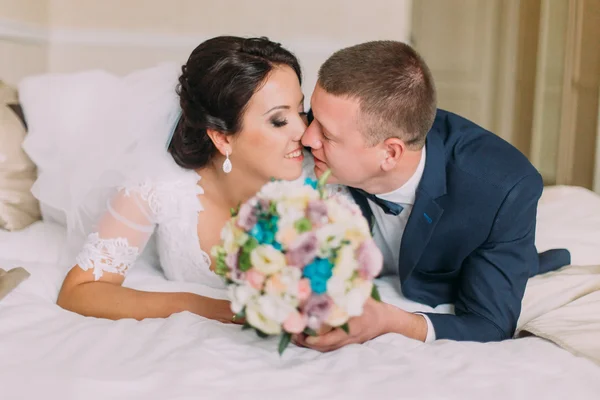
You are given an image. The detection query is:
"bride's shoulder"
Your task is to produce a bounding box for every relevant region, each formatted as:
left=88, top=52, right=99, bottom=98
left=119, top=165, right=203, bottom=220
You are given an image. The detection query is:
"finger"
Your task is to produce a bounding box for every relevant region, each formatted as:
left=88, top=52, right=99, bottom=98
left=316, top=324, right=334, bottom=335
left=305, top=328, right=347, bottom=347
left=303, top=338, right=349, bottom=353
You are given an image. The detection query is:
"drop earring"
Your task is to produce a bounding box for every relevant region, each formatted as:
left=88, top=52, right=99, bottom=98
left=222, top=151, right=232, bottom=173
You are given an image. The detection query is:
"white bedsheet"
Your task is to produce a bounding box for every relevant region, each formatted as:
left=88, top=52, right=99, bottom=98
left=1, top=186, right=600, bottom=399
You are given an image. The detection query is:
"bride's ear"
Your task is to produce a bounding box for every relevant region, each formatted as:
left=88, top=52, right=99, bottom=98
left=206, top=129, right=233, bottom=156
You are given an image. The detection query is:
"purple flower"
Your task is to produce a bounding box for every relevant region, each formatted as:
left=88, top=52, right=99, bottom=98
left=236, top=199, right=258, bottom=231
left=357, top=238, right=383, bottom=280
left=307, top=200, right=328, bottom=226
left=226, top=251, right=245, bottom=280
left=285, top=232, right=318, bottom=267
left=302, top=294, right=333, bottom=330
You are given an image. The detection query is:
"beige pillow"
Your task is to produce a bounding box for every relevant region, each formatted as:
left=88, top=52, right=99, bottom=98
left=0, top=81, right=41, bottom=231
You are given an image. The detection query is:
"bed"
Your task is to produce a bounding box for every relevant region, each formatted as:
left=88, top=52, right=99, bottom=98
left=2, top=66, right=600, bottom=399
left=1, top=185, right=600, bottom=400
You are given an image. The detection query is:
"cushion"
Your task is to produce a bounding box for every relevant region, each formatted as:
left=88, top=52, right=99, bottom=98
left=7, top=104, right=26, bottom=129
left=0, top=81, right=41, bottom=231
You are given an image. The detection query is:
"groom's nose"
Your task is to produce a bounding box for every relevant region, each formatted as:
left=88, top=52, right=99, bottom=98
left=301, top=121, right=322, bottom=149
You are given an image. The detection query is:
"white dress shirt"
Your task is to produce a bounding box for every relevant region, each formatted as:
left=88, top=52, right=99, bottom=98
left=368, top=146, right=436, bottom=342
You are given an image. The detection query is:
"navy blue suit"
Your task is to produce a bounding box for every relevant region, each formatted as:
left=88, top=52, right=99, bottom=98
left=349, top=109, right=571, bottom=342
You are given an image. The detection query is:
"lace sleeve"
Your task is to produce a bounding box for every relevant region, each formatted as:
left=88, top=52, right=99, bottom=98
left=75, top=187, right=157, bottom=281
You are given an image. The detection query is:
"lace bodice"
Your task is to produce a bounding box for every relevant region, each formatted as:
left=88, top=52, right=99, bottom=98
left=74, top=155, right=351, bottom=290
left=75, top=165, right=226, bottom=289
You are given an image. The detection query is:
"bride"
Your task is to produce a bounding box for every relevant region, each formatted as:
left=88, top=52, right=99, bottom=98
left=54, top=36, right=311, bottom=323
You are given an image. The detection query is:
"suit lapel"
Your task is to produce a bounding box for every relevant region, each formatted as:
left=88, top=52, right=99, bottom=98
left=398, top=126, right=447, bottom=283
left=398, top=190, right=444, bottom=282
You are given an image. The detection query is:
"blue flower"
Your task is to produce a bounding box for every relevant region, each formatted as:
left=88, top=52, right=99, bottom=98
left=249, top=223, right=264, bottom=243
left=272, top=241, right=282, bottom=251
left=304, top=177, right=318, bottom=189
left=263, top=230, right=275, bottom=245
left=315, top=259, right=333, bottom=279
left=303, top=263, right=317, bottom=279
left=303, top=257, right=333, bottom=294
left=311, top=277, right=327, bottom=294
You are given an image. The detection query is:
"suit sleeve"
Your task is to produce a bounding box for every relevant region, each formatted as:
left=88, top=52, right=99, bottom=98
left=424, top=172, right=543, bottom=341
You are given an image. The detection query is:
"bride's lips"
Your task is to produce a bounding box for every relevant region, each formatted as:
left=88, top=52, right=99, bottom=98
left=284, top=148, right=304, bottom=161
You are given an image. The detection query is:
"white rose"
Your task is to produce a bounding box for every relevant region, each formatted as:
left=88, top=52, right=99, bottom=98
left=228, top=284, right=259, bottom=314
left=326, top=199, right=352, bottom=223
left=279, top=267, right=302, bottom=295
left=250, top=245, right=286, bottom=275
left=326, top=275, right=347, bottom=301
left=315, top=224, right=345, bottom=258
left=326, top=303, right=350, bottom=327
left=246, top=299, right=282, bottom=335
left=257, top=294, right=296, bottom=324
left=221, top=223, right=238, bottom=254
left=345, top=281, right=373, bottom=317
left=333, top=245, right=358, bottom=280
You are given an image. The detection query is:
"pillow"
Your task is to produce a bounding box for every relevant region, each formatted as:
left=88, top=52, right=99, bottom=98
left=7, top=103, right=26, bottom=129
left=536, top=185, right=600, bottom=266
left=0, top=81, right=41, bottom=231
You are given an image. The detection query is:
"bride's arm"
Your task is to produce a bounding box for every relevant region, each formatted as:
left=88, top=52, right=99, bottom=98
left=56, top=189, right=236, bottom=323
left=57, top=267, right=233, bottom=322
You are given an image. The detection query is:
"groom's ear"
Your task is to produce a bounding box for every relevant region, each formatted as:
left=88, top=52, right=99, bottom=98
left=206, top=128, right=233, bottom=155
left=380, top=137, right=405, bottom=171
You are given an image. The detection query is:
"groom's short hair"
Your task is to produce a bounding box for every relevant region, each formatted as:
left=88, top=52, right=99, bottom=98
left=318, top=41, right=436, bottom=149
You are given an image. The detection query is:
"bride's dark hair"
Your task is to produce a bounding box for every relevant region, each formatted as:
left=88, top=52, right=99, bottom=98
left=168, top=36, right=302, bottom=170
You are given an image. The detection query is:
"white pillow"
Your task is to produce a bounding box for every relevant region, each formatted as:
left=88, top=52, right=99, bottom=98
left=0, top=220, right=66, bottom=264
left=535, top=185, right=600, bottom=266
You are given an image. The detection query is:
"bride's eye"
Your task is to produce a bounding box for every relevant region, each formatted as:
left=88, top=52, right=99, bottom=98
left=271, top=117, right=288, bottom=128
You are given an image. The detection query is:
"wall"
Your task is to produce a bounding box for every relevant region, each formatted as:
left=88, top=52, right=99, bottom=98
left=595, top=95, right=600, bottom=193
left=529, top=0, right=569, bottom=185
left=0, top=0, right=49, bottom=86
left=45, top=0, right=413, bottom=102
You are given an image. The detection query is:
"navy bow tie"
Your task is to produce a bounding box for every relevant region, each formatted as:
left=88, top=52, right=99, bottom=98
left=355, top=189, right=404, bottom=216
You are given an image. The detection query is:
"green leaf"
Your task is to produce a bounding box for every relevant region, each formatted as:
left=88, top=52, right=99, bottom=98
left=268, top=201, right=278, bottom=217
left=294, top=217, right=313, bottom=233
left=317, top=169, right=333, bottom=199
left=371, top=284, right=381, bottom=302
left=243, top=236, right=259, bottom=252
left=242, top=322, right=252, bottom=330
left=235, top=309, right=246, bottom=319
left=213, top=247, right=229, bottom=277
left=340, top=323, right=350, bottom=334
left=255, top=329, right=269, bottom=339
left=238, top=251, right=252, bottom=272
left=278, top=332, right=292, bottom=356
left=239, top=237, right=260, bottom=272
left=303, top=328, right=318, bottom=337
left=317, top=169, right=332, bottom=189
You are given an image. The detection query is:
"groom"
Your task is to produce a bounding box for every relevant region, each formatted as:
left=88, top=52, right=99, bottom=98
left=296, top=40, right=571, bottom=351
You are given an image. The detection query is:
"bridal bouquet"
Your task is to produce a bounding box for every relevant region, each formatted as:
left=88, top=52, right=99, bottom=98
left=211, top=171, right=383, bottom=355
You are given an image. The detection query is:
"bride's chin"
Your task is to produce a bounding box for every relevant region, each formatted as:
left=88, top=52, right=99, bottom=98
left=271, top=167, right=303, bottom=182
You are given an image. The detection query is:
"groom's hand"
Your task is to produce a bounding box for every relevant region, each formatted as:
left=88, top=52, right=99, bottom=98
left=295, top=299, right=429, bottom=352
left=294, top=298, right=415, bottom=352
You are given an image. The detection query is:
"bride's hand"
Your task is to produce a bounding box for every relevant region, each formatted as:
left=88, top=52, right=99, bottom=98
left=187, top=295, right=244, bottom=324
